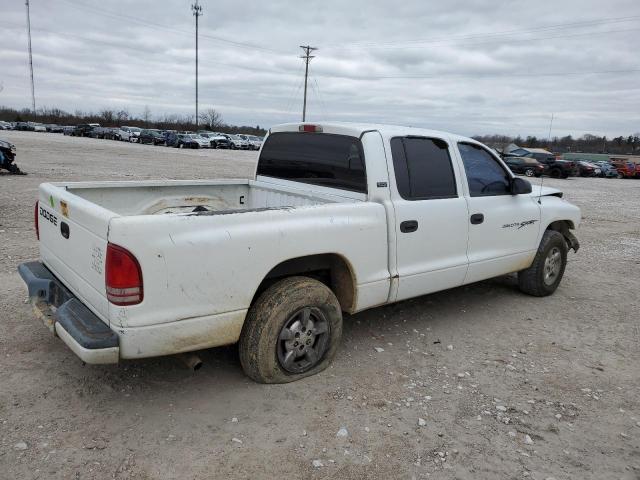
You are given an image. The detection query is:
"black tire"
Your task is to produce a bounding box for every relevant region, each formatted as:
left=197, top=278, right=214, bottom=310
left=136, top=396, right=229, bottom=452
left=518, top=230, right=568, bottom=297
left=549, top=168, right=561, bottom=179
left=524, top=168, right=534, bottom=177
left=239, top=276, right=343, bottom=384
left=561, top=172, right=569, bottom=179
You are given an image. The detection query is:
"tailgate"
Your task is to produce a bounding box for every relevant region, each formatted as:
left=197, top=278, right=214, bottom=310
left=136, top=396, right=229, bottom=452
left=37, top=183, right=116, bottom=324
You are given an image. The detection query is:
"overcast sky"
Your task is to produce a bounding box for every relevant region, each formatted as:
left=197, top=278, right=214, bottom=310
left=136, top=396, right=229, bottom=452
left=1, top=0, right=639, bottom=137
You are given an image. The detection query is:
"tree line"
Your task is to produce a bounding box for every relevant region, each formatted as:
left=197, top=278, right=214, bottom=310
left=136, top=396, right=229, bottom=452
left=0, top=106, right=267, bottom=136
left=472, top=133, right=640, bottom=155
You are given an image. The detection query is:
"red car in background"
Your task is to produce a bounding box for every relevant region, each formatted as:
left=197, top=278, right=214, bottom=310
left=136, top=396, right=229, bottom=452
left=611, top=160, right=638, bottom=178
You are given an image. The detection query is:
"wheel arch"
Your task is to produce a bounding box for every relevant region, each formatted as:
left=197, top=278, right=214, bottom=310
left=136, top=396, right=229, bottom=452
left=545, top=220, right=579, bottom=252
left=250, top=253, right=357, bottom=313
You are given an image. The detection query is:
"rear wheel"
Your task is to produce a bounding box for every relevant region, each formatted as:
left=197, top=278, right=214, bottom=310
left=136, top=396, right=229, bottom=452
left=549, top=168, right=561, bottom=179
left=524, top=168, right=534, bottom=177
left=518, top=230, right=568, bottom=297
left=239, top=276, right=343, bottom=383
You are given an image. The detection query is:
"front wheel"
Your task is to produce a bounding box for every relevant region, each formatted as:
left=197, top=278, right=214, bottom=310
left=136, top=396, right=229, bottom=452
left=239, top=276, right=343, bottom=384
left=518, top=230, right=568, bottom=297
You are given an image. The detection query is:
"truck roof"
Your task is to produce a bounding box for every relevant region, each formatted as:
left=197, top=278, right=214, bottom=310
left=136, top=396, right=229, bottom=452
left=271, top=122, right=474, bottom=144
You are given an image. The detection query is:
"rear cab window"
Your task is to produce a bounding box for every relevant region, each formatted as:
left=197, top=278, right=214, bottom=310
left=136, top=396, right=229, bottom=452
left=257, top=132, right=367, bottom=193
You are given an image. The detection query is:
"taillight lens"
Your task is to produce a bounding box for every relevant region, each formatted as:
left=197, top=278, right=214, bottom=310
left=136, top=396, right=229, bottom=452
left=34, top=201, right=39, bottom=240
left=105, top=243, right=143, bottom=306
left=298, top=124, right=323, bottom=133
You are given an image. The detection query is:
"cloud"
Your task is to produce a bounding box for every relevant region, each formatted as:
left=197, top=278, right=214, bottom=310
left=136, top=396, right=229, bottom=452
left=0, top=0, right=638, bottom=136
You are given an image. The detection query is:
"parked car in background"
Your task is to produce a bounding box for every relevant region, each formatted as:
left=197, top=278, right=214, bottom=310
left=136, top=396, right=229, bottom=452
left=503, top=150, right=575, bottom=178
left=14, top=122, right=33, bottom=131
left=198, top=131, right=232, bottom=149
left=611, top=160, right=638, bottom=178
left=166, top=133, right=210, bottom=149
left=32, top=123, right=47, bottom=132
left=238, top=134, right=263, bottom=151
left=88, top=126, right=111, bottom=139
left=118, top=126, right=141, bottom=142
left=44, top=124, right=64, bottom=133
left=228, top=134, right=250, bottom=150
left=593, top=161, right=618, bottom=178
left=62, top=126, right=74, bottom=136
left=73, top=124, right=99, bottom=137
left=247, top=135, right=264, bottom=150
left=503, top=156, right=545, bottom=177
left=139, top=129, right=166, bottom=145
left=576, top=161, right=598, bottom=177
left=0, top=121, right=12, bottom=130
left=531, top=154, right=576, bottom=178
left=103, top=128, right=120, bottom=140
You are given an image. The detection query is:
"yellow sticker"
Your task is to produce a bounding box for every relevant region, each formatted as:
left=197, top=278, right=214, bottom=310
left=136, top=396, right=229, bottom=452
left=60, top=200, right=69, bottom=218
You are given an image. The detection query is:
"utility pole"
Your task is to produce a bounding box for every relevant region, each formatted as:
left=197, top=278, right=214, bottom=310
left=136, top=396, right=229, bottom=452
left=299, top=45, right=317, bottom=122
left=25, top=0, right=36, bottom=116
left=192, top=1, right=203, bottom=128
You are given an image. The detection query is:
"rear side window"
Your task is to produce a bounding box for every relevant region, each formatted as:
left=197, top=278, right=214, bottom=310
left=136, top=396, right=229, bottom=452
left=458, top=143, right=511, bottom=196
left=257, top=132, right=366, bottom=193
left=390, top=137, right=457, bottom=200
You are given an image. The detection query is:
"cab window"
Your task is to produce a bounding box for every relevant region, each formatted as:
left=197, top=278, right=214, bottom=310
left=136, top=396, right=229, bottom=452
left=458, top=143, right=511, bottom=196
left=390, top=137, right=457, bottom=200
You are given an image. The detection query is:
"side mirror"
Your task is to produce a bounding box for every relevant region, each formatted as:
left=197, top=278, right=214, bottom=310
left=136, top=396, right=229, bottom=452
left=511, top=177, right=532, bottom=195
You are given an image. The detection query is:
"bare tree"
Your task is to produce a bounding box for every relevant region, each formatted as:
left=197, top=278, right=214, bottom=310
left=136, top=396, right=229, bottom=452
left=199, top=108, right=223, bottom=130
left=100, top=109, right=115, bottom=125
left=116, top=109, right=129, bottom=124
left=142, top=105, right=152, bottom=127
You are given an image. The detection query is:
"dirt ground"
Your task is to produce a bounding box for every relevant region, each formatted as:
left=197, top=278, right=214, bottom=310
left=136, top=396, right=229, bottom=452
left=1, top=131, right=639, bottom=479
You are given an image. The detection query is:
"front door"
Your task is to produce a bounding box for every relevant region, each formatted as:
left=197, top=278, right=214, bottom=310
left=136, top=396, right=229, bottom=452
left=390, top=136, right=470, bottom=302
left=455, top=142, right=541, bottom=284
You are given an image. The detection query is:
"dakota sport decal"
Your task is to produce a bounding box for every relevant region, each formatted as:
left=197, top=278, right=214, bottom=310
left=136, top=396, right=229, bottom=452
left=502, top=219, right=538, bottom=230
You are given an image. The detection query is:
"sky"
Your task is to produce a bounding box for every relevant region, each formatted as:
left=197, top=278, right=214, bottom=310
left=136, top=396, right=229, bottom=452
left=1, top=0, right=639, bottom=138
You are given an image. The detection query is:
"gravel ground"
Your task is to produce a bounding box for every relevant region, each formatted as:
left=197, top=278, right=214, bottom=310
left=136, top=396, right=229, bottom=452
left=1, top=131, right=639, bottom=479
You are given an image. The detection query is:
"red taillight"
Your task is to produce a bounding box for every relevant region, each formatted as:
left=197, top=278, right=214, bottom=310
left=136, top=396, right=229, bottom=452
left=105, top=243, right=143, bottom=306
left=34, top=201, right=39, bottom=240
left=298, top=124, right=323, bottom=133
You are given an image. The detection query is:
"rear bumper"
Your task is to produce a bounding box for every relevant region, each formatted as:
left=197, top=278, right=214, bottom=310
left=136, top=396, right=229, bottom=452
left=18, top=261, right=119, bottom=364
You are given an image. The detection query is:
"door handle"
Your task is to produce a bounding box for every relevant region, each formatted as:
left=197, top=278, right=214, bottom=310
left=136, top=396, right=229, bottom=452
left=470, top=213, right=484, bottom=225
left=400, top=220, right=419, bottom=233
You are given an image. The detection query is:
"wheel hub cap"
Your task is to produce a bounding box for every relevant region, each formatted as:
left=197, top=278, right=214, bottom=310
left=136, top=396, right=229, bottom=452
left=543, top=246, right=562, bottom=286
left=277, top=307, right=329, bottom=374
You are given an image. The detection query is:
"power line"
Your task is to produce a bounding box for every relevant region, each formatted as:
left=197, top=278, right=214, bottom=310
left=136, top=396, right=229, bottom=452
left=6, top=24, right=638, bottom=85
left=25, top=0, right=35, bottom=114
left=57, top=0, right=287, bottom=55
left=324, top=14, right=640, bottom=50
left=327, top=67, right=640, bottom=81
left=300, top=46, right=317, bottom=122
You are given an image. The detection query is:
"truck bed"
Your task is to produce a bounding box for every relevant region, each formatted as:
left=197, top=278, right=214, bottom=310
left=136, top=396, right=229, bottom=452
left=62, top=178, right=358, bottom=216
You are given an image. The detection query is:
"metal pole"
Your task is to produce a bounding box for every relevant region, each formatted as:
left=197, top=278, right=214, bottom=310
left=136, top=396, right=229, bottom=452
left=299, top=46, right=317, bottom=122
left=192, top=2, right=203, bottom=128
left=25, top=0, right=36, bottom=115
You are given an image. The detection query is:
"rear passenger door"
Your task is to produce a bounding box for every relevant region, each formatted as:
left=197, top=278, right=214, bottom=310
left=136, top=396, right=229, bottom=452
left=391, top=136, right=470, bottom=301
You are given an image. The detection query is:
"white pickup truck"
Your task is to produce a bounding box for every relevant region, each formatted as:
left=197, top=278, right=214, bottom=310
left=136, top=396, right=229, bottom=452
left=19, top=122, right=580, bottom=383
